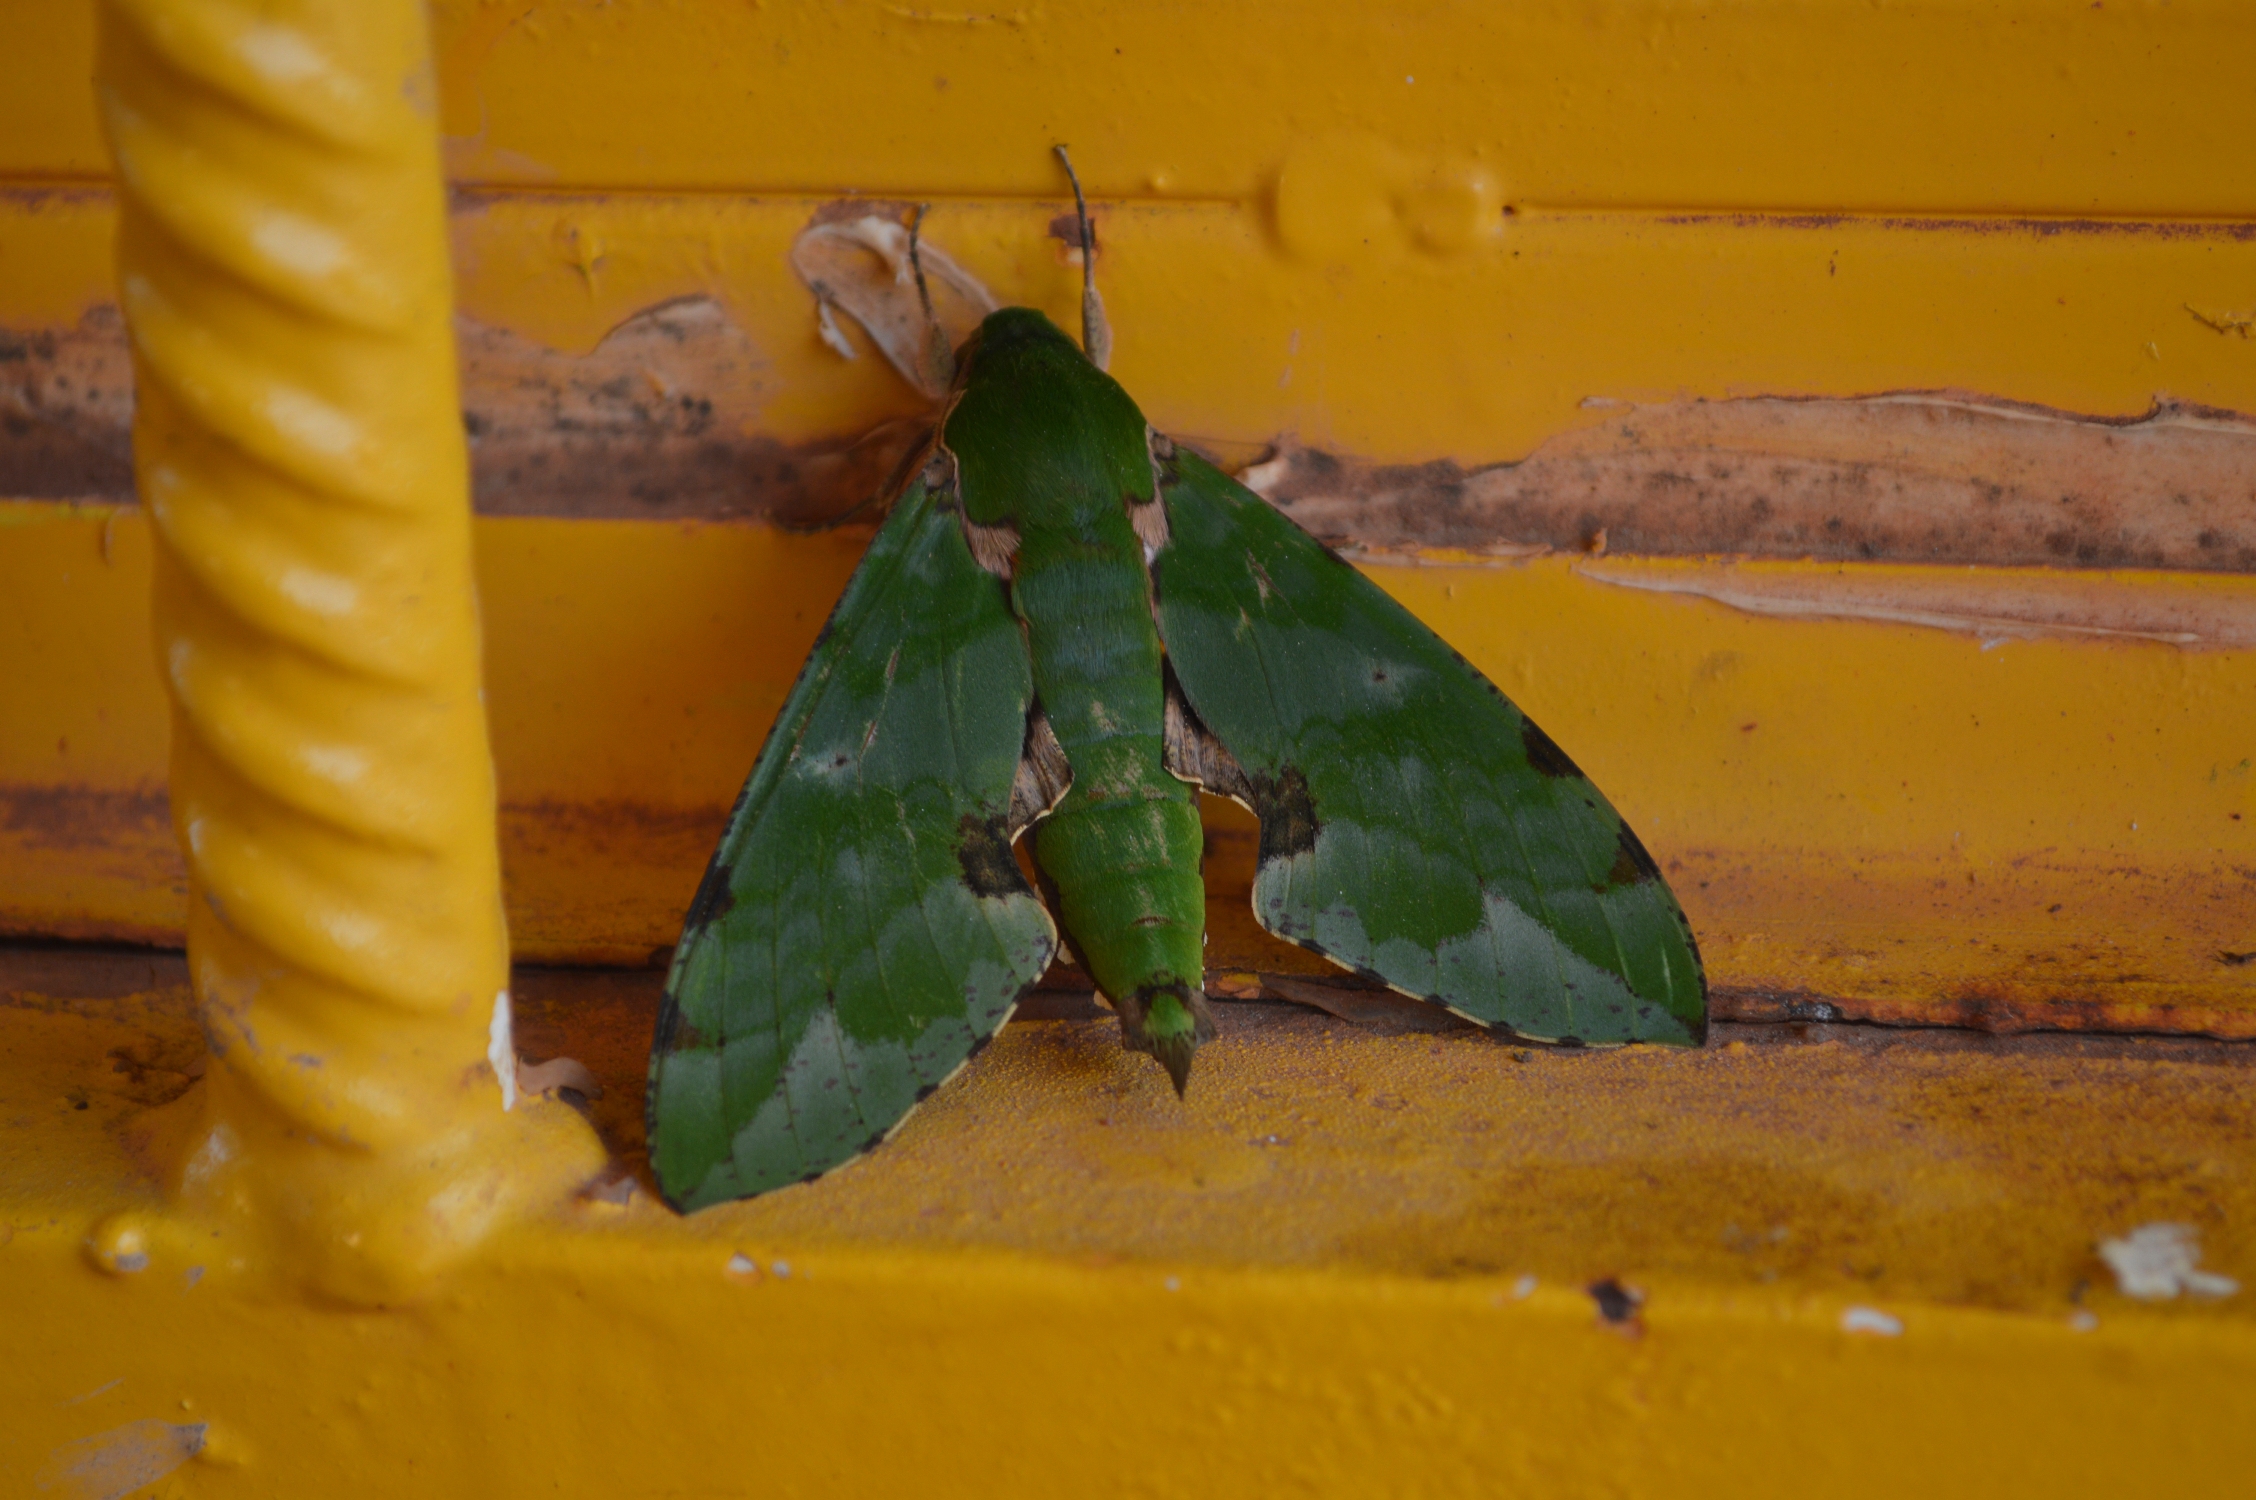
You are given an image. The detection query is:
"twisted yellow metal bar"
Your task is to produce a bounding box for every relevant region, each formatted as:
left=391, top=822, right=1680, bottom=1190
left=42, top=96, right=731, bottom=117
left=94, top=0, right=601, bottom=1299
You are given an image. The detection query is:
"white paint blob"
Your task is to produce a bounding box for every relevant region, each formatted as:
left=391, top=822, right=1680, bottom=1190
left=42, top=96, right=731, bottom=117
left=488, top=991, right=516, bottom=1111
left=2098, top=1222, right=2240, bottom=1300
left=1840, top=1305, right=1904, bottom=1337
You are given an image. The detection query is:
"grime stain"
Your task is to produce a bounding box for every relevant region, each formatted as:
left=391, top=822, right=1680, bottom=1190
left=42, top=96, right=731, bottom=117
left=35, top=1419, right=206, bottom=1500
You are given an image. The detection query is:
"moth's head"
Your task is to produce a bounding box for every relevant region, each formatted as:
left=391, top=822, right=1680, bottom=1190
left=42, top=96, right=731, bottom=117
left=954, top=307, right=1093, bottom=389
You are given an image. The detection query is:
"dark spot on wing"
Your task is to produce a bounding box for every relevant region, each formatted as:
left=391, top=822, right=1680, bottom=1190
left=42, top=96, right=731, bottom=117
left=1250, top=765, right=1319, bottom=864
left=1520, top=716, right=1584, bottom=780
left=1588, top=1279, right=1642, bottom=1323
left=1601, top=821, right=1662, bottom=890
left=957, top=813, right=1031, bottom=899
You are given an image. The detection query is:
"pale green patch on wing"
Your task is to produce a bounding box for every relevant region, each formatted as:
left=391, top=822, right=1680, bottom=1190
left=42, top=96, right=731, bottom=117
left=647, top=480, right=1058, bottom=1211
left=1154, top=451, right=1704, bottom=1047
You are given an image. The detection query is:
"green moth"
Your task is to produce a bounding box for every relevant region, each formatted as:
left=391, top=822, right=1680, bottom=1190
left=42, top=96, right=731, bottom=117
left=647, top=156, right=1705, bottom=1212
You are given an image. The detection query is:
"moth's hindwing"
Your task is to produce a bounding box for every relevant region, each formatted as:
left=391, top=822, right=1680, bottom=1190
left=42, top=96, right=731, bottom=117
left=1153, top=451, right=1706, bottom=1047
left=647, top=478, right=1059, bottom=1211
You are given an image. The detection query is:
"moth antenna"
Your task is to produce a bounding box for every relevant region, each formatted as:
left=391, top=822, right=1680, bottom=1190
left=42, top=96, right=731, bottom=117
left=907, top=203, right=938, bottom=324
left=907, top=202, right=955, bottom=392
left=1052, top=144, right=1112, bottom=371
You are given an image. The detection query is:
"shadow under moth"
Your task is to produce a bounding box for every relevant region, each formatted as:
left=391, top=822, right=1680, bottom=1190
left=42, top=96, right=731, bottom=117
left=647, top=152, right=1706, bottom=1212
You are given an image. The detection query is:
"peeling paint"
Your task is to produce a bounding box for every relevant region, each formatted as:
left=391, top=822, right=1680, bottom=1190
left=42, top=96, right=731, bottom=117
left=0, top=307, right=134, bottom=498
left=583, top=1174, right=636, bottom=1205
left=1656, top=214, right=2256, bottom=242
left=1243, top=393, right=2256, bottom=572
left=515, top=1052, right=600, bottom=1099
left=34, top=1419, right=205, bottom=1500
left=1577, top=557, right=2256, bottom=649
left=455, top=297, right=926, bottom=525
left=2186, top=303, right=2256, bottom=338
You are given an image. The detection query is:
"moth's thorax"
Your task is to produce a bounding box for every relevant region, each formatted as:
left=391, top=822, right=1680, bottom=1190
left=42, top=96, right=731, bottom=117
left=943, top=308, right=1156, bottom=538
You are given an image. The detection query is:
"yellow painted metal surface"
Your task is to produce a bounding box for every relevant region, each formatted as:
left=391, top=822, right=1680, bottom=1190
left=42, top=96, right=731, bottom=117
left=5, top=953, right=2255, bottom=1495
left=10, top=0, right=2256, bottom=218
left=2, top=0, right=2253, bottom=1490
left=91, top=0, right=599, bottom=1301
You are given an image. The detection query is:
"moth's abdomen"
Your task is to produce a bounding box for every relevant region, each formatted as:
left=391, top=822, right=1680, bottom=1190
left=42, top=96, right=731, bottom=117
left=1035, top=792, right=1205, bottom=1005
left=1011, top=523, right=1206, bottom=1010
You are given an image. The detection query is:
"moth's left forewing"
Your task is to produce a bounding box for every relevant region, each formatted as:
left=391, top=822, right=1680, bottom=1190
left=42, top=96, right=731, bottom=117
left=1151, top=448, right=1706, bottom=1047
left=647, top=479, right=1060, bottom=1211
